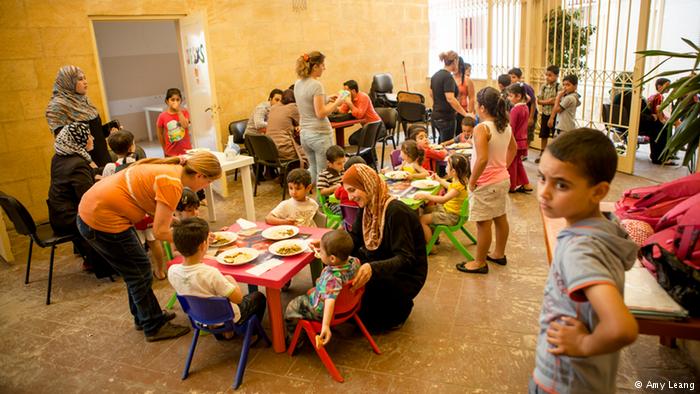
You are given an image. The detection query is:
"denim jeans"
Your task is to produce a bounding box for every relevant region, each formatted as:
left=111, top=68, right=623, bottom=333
left=77, top=216, right=166, bottom=335
left=432, top=117, right=457, bottom=143
left=301, top=131, right=333, bottom=184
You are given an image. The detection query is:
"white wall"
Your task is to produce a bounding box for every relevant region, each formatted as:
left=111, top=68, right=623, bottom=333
left=93, top=20, right=184, bottom=143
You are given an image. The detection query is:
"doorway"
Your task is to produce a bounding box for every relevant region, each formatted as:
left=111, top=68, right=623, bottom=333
left=92, top=19, right=185, bottom=158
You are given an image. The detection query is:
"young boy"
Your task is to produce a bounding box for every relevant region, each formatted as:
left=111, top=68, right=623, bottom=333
left=408, top=125, right=447, bottom=172
left=647, top=77, right=672, bottom=124
left=548, top=74, right=581, bottom=136
left=103, top=129, right=136, bottom=177
left=317, top=145, right=346, bottom=214
left=266, top=168, right=319, bottom=227
left=497, top=74, right=513, bottom=111
left=532, top=128, right=638, bottom=393
left=168, top=217, right=266, bottom=338
left=334, top=156, right=366, bottom=207
left=285, top=229, right=360, bottom=346
left=508, top=67, right=538, bottom=149
left=442, top=115, right=476, bottom=146
left=535, top=65, right=560, bottom=163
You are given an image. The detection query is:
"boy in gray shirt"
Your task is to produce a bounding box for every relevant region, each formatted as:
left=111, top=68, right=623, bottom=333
left=547, top=74, right=581, bottom=135
left=532, top=128, right=639, bottom=394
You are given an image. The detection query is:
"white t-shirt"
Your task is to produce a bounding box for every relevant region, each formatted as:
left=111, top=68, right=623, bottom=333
left=168, top=263, right=241, bottom=322
left=270, top=197, right=319, bottom=227
left=102, top=156, right=136, bottom=177
left=294, top=78, right=332, bottom=134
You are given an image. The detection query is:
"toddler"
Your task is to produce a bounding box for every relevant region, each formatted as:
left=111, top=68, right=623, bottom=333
left=285, top=229, right=360, bottom=346
left=266, top=169, right=319, bottom=227
left=531, top=128, right=638, bottom=393
left=536, top=65, right=560, bottom=163
left=157, top=88, right=192, bottom=157
left=387, top=140, right=428, bottom=180
left=506, top=83, right=532, bottom=193
left=168, top=217, right=266, bottom=338
left=103, top=130, right=136, bottom=177
left=414, top=154, right=470, bottom=243
left=175, top=187, right=200, bottom=220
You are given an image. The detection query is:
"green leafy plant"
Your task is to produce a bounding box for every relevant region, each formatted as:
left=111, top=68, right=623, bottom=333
left=545, top=7, right=596, bottom=69
left=638, top=38, right=700, bottom=171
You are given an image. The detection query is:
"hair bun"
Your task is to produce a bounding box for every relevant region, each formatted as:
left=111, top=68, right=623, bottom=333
left=302, top=53, right=309, bottom=61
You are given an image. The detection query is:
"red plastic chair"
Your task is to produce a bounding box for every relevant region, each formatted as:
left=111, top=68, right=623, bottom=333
left=287, top=281, right=381, bottom=382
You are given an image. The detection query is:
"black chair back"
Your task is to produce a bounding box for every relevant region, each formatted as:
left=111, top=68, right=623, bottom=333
left=610, top=104, right=630, bottom=128
left=246, top=133, right=281, bottom=164
left=229, top=119, right=248, bottom=144
left=356, top=121, right=382, bottom=149
left=397, top=101, right=427, bottom=123
left=0, top=191, right=37, bottom=236
left=376, top=107, right=397, bottom=135
left=371, top=73, right=394, bottom=94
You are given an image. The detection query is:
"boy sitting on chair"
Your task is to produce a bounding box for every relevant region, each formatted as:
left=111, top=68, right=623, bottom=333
left=168, top=217, right=266, bottom=339
left=285, top=229, right=359, bottom=346
left=266, top=169, right=319, bottom=227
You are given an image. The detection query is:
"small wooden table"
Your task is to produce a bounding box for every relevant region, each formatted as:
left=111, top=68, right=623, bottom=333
left=540, top=202, right=700, bottom=347
left=169, top=223, right=329, bottom=352
left=330, top=119, right=362, bottom=148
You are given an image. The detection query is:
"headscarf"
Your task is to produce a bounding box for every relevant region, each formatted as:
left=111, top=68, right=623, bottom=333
left=342, top=164, right=395, bottom=251
left=54, top=122, right=92, bottom=163
left=45, top=65, right=99, bottom=133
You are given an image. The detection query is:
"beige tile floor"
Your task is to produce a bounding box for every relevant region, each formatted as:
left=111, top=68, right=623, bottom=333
left=0, top=147, right=697, bottom=393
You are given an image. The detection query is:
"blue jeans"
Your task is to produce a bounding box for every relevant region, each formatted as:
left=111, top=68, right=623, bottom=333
left=77, top=216, right=166, bottom=335
left=432, top=117, right=456, bottom=143
left=301, top=131, right=333, bottom=184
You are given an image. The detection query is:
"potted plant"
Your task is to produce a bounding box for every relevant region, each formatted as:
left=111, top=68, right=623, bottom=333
left=638, top=38, right=700, bottom=173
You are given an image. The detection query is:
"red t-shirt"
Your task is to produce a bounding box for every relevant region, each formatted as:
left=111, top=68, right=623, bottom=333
left=157, top=110, right=192, bottom=156
left=334, top=185, right=358, bottom=207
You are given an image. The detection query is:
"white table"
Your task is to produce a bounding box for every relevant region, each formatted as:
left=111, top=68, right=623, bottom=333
left=204, top=152, right=255, bottom=222
left=143, top=106, right=164, bottom=142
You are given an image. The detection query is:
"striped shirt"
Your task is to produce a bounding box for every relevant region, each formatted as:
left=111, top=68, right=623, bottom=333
left=317, top=168, right=343, bottom=190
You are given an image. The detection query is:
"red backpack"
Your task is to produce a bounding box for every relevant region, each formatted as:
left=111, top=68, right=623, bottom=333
left=615, top=173, right=700, bottom=227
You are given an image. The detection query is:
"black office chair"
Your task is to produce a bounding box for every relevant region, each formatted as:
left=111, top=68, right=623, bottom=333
left=245, top=133, right=300, bottom=200
left=396, top=91, right=431, bottom=141
left=376, top=108, right=398, bottom=168
left=0, top=191, right=75, bottom=305
left=344, top=121, right=382, bottom=170
left=228, top=119, right=249, bottom=180
left=369, top=73, right=398, bottom=108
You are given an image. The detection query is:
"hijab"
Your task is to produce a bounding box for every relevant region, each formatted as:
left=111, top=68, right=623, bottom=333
left=342, top=164, right=395, bottom=251
left=45, top=65, right=99, bottom=133
left=54, top=122, right=92, bottom=163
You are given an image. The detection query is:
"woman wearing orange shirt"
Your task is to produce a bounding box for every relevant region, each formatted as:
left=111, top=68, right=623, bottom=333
left=76, top=151, right=222, bottom=342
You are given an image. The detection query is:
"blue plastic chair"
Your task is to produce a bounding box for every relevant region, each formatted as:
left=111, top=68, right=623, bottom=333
left=176, top=295, right=270, bottom=390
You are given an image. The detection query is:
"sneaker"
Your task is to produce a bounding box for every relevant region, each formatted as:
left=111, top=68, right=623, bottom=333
left=135, top=310, right=176, bottom=331
left=145, top=322, right=190, bottom=342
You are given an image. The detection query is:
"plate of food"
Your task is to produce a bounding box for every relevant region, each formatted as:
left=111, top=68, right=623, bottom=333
left=269, top=239, right=307, bottom=257
left=456, top=148, right=473, bottom=155
left=411, top=179, right=440, bottom=189
left=210, top=231, right=238, bottom=247
left=429, top=143, right=445, bottom=150
left=261, top=225, right=299, bottom=240
left=385, top=170, right=409, bottom=180
left=449, top=142, right=472, bottom=149
left=216, top=247, right=259, bottom=265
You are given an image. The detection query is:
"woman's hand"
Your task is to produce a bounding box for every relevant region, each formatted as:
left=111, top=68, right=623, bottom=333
left=352, top=263, right=372, bottom=290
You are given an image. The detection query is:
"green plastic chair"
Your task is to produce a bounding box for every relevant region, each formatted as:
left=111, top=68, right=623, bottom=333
left=318, top=190, right=342, bottom=229
left=426, top=198, right=477, bottom=261
left=163, top=241, right=178, bottom=310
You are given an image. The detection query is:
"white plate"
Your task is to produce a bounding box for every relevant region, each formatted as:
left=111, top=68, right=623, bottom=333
left=429, top=144, right=444, bottom=150
left=261, top=225, right=299, bottom=240
left=385, top=170, right=409, bottom=180
left=449, top=142, right=472, bottom=149
left=411, top=179, right=440, bottom=189
left=210, top=231, right=238, bottom=247
left=456, top=148, right=473, bottom=155
left=269, top=239, right=308, bottom=257
left=216, top=247, right=259, bottom=265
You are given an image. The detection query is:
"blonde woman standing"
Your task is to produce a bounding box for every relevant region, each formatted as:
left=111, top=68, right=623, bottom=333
left=294, top=51, right=345, bottom=183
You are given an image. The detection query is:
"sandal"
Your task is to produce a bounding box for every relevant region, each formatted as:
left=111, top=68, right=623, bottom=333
left=456, top=262, right=489, bottom=274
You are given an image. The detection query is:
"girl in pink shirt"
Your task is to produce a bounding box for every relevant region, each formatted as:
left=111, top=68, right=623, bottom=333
left=157, top=88, right=192, bottom=157
left=457, top=87, right=516, bottom=275
left=506, top=83, right=532, bottom=193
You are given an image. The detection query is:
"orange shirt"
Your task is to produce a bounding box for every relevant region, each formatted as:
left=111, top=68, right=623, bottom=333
left=338, top=92, right=381, bottom=125
left=78, top=164, right=183, bottom=233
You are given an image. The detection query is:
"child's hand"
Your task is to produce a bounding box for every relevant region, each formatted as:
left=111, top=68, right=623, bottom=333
left=287, top=219, right=299, bottom=225
left=319, top=325, right=332, bottom=346
left=430, top=173, right=439, bottom=181
left=413, top=192, right=429, bottom=200
left=546, top=316, right=590, bottom=357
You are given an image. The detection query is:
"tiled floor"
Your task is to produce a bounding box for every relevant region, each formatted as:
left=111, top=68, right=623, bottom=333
left=0, top=147, right=697, bottom=393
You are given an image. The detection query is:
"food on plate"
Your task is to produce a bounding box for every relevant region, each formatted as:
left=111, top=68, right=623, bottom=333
left=385, top=170, right=409, bottom=180
left=412, top=179, right=440, bottom=189
left=210, top=232, right=234, bottom=247
left=276, top=228, right=295, bottom=237
left=262, top=225, right=299, bottom=240
left=449, top=142, right=472, bottom=149
left=429, top=143, right=444, bottom=150
left=275, top=244, right=302, bottom=256
left=223, top=251, right=253, bottom=264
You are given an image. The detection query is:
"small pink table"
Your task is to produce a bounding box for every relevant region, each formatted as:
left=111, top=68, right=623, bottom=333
left=169, top=223, right=329, bottom=352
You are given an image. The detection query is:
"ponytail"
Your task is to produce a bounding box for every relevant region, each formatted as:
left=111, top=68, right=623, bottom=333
left=295, top=51, right=325, bottom=78
left=476, top=86, right=510, bottom=133
left=449, top=153, right=470, bottom=186
left=133, top=151, right=222, bottom=179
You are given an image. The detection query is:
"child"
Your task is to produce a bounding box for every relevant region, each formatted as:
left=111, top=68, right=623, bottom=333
left=285, top=229, right=359, bottom=346
left=168, top=217, right=267, bottom=338
left=531, top=128, right=638, bottom=393
left=393, top=140, right=429, bottom=180
left=157, top=88, right=192, bottom=157
left=266, top=168, right=319, bottom=227
left=506, top=83, right=532, bottom=193
left=456, top=87, right=516, bottom=274
left=175, top=187, right=200, bottom=221
left=408, top=125, right=447, bottom=172
left=497, top=74, right=513, bottom=111
left=103, top=130, right=136, bottom=177
left=441, top=115, right=476, bottom=146
left=548, top=74, right=581, bottom=135
left=317, top=145, right=346, bottom=214
left=508, top=67, right=538, bottom=147
left=535, top=65, right=560, bottom=163
left=414, top=154, right=470, bottom=243
left=647, top=77, right=673, bottom=124
left=334, top=156, right=366, bottom=207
